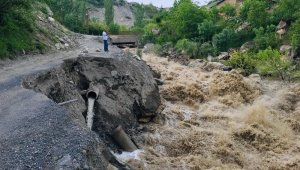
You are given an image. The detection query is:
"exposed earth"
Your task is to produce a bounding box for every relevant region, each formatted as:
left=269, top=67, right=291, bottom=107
left=0, top=35, right=134, bottom=169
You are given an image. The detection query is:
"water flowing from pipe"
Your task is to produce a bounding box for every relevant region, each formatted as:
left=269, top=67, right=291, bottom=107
left=87, top=97, right=95, bottom=129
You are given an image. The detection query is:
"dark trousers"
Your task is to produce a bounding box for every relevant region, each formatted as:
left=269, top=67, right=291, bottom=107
left=104, top=40, right=108, bottom=52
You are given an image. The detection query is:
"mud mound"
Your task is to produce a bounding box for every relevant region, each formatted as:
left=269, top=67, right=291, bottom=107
left=23, top=55, right=160, bottom=150
left=208, top=71, right=261, bottom=104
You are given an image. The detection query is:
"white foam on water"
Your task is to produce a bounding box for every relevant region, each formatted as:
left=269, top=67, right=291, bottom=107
left=113, top=149, right=144, bottom=163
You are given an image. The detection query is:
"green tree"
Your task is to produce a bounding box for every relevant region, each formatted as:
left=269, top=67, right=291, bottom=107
left=104, top=0, right=114, bottom=25
left=253, top=25, right=278, bottom=50
left=167, top=0, right=209, bottom=40
left=133, top=4, right=145, bottom=27
left=212, top=28, right=238, bottom=52
left=220, top=3, right=236, bottom=19
left=256, top=47, right=292, bottom=80
left=198, top=19, right=219, bottom=42
left=240, top=0, right=269, bottom=28
left=273, top=0, right=300, bottom=22
left=175, top=38, right=198, bottom=58
left=289, top=19, right=300, bottom=52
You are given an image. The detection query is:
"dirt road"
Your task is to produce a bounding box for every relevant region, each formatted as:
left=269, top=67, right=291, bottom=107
left=0, top=35, right=121, bottom=169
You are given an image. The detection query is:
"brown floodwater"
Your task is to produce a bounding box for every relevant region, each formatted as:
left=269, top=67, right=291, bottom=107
left=115, top=53, right=300, bottom=170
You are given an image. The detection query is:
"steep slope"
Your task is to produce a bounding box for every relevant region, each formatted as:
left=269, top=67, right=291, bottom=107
left=0, top=1, right=77, bottom=59
left=88, top=3, right=135, bottom=27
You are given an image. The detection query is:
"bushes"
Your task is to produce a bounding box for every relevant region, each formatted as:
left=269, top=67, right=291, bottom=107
left=225, top=51, right=257, bottom=75
left=45, top=0, right=87, bottom=32
left=175, top=39, right=198, bottom=58
left=198, top=42, right=215, bottom=57
left=87, top=21, right=107, bottom=35
left=212, top=28, right=238, bottom=52
left=108, top=23, right=120, bottom=34
left=0, top=2, right=35, bottom=58
left=253, top=26, right=279, bottom=50
left=225, top=48, right=294, bottom=80
left=256, top=48, right=292, bottom=80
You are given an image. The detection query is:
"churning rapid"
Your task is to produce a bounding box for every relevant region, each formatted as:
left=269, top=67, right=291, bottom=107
left=119, top=53, right=300, bottom=169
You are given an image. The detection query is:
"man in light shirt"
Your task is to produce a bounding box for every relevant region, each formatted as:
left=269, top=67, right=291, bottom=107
left=102, top=30, right=109, bottom=52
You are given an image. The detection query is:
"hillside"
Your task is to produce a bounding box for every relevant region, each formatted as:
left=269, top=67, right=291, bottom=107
left=0, top=1, right=77, bottom=59
left=88, top=2, right=135, bottom=27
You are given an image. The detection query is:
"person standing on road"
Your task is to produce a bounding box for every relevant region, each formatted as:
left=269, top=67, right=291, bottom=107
left=102, top=30, right=109, bottom=52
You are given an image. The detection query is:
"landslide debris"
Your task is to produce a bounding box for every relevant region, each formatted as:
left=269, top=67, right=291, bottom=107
left=23, top=55, right=161, bottom=168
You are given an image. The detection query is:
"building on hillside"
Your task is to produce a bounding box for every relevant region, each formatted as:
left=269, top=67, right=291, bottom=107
left=207, top=0, right=243, bottom=8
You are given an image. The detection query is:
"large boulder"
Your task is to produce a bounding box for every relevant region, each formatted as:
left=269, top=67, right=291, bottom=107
left=277, top=20, right=287, bottom=30
left=217, top=52, right=230, bottom=60
left=240, top=41, right=255, bottom=53
left=280, top=45, right=293, bottom=60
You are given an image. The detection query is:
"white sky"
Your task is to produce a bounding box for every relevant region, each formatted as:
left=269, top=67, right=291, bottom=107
left=126, top=0, right=211, bottom=8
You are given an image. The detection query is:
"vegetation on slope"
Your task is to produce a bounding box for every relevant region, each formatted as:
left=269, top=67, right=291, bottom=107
left=0, top=0, right=36, bottom=58
left=140, top=0, right=300, bottom=80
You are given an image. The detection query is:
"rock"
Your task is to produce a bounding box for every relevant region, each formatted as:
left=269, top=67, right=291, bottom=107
left=96, top=49, right=101, bottom=52
left=154, top=78, right=164, bottom=85
left=240, top=41, right=255, bottom=53
left=222, top=66, right=232, bottom=71
left=277, top=29, right=286, bottom=39
left=248, top=74, right=261, bottom=82
left=280, top=45, right=292, bottom=53
left=111, top=70, right=118, bottom=78
left=152, top=29, right=160, bottom=35
left=55, top=43, right=61, bottom=50
left=236, top=22, right=250, bottom=32
left=277, top=20, right=287, bottom=30
left=143, top=43, right=155, bottom=54
left=64, top=43, right=70, bottom=48
left=59, top=38, right=66, bottom=44
left=217, top=52, right=230, bottom=60
left=57, top=154, right=73, bottom=169
left=280, top=45, right=293, bottom=60
left=48, top=17, right=55, bottom=22
left=133, top=55, right=141, bottom=60
left=59, top=43, right=65, bottom=50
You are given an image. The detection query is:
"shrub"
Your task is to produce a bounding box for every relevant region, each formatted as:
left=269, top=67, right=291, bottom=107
left=87, top=21, right=107, bottom=35
left=141, top=32, right=155, bottom=45
left=253, top=26, right=279, bottom=51
left=108, top=23, right=120, bottom=34
left=198, top=42, right=215, bottom=58
left=225, top=51, right=257, bottom=75
left=212, top=28, right=238, bottom=52
left=256, top=47, right=292, bottom=80
left=175, top=39, right=198, bottom=58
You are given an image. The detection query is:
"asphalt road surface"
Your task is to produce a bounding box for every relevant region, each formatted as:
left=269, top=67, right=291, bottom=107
left=0, top=35, right=121, bottom=169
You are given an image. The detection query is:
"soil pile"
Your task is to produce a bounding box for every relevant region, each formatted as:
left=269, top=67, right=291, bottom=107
left=119, top=53, right=300, bottom=169
left=23, top=55, right=161, bottom=155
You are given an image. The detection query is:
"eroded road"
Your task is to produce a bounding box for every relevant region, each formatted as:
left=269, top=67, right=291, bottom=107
left=0, top=35, right=121, bottom=169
